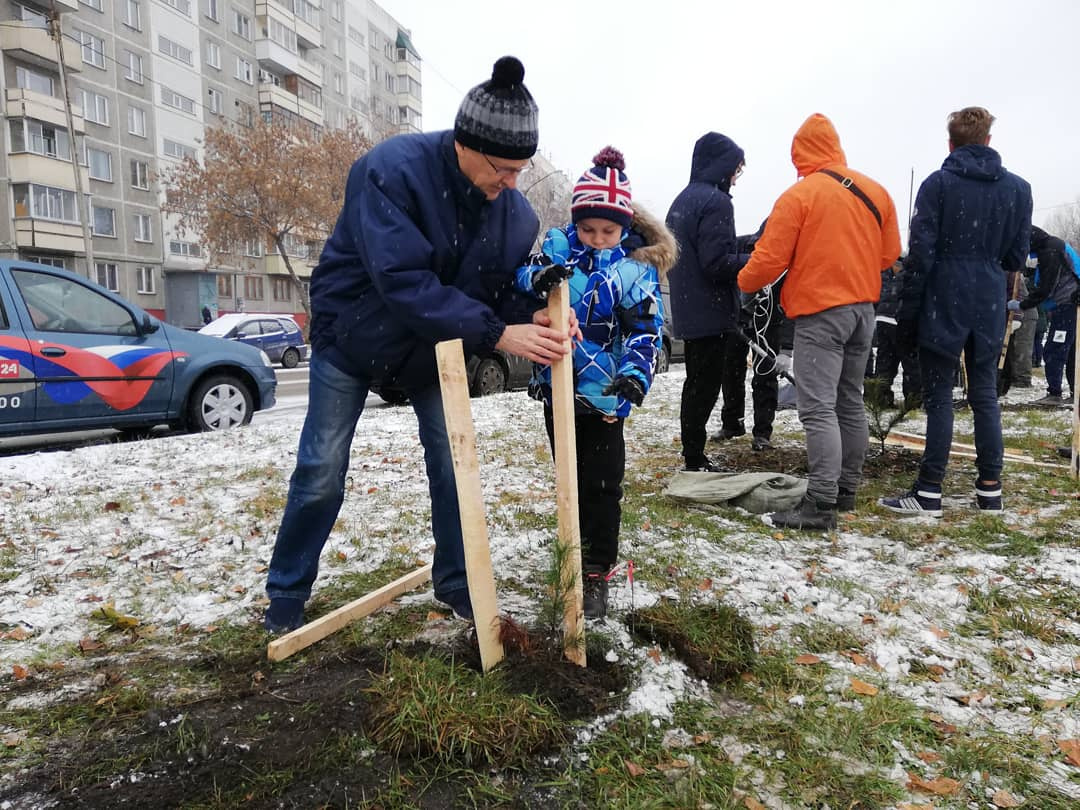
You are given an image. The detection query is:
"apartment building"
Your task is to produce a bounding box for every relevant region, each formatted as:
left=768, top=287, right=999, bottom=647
left=0, top=0, right=420, bottom=328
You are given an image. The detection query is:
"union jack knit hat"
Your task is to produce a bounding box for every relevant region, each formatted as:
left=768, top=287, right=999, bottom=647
left=454, top=56, right=539, bottom=160
left=571, top=147, right=633, bottom=228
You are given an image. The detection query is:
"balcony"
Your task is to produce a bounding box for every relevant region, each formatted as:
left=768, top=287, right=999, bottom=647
left=6, top=88, right=85, bottom=132
left=0, top=21, right=82, bottom=72
left=14, top=219, right=85, bottom=254
left=255, top=40, right=321, bottom=88
left=8, top=153, right=89, bottom=190
left=265, top=252, right=314, bottom=279
left=256, top=1, right=321, bottom=49
left=258, top=84, right=322, bottom=127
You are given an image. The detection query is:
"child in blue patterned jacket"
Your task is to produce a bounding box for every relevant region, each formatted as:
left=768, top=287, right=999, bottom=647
left=516, top=146, right=677, bottom=618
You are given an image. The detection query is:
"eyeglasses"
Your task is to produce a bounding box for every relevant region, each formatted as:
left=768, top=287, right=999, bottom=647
left=734, top=164, right=745, bottom=180
left=481, top=152, right=532, bottom=178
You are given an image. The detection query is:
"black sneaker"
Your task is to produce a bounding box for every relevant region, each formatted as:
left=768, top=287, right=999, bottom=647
left=751, top=435, right=773, bottom=452
left=975, top=480, right=1003, bottom=512
left=582, top=566, right=609, bottom=619
left=264, top=597, right=305, bottom=634
left=769, top=494, right=837, bottom=530
left=836, top=487, right=856, bottom=512
left=879, top=483, right=943, bottom=517
left=684, top=456, right=726, bottom=472
left=435, top=589, right=474, bottom=622
left=710, top=425, right=746, bottom=442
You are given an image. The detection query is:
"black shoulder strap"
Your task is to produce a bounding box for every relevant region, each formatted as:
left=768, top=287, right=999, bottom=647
left=819, top=169, right=882, bottom=228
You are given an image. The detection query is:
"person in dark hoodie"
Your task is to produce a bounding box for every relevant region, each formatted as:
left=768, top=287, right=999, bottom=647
left=1011, top=226, right=1077, bottom=405
left=263, top=57, right=578, bottom=633
left=882, top=107, right=1032, bottom=517
left=665, top=132, right=750, bottom=471
left=868, top=259, right=920, bottom=409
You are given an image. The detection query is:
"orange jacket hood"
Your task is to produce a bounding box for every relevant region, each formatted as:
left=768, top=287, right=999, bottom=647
left=791, top=114, right=846, bottom=178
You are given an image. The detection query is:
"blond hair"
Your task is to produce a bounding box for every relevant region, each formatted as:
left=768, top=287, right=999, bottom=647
left=947, top=107, right=995, bottom=147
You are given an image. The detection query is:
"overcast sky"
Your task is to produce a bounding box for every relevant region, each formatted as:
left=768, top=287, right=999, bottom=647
left=378, top=0, right=1079, bottom=240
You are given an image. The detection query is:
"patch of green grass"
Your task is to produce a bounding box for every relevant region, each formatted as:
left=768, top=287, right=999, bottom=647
left=365, top=651, right=566, bottom=767
left=790, top=619, right=865, bottom=654
left=631, top=600, right=756, bottom=682
left=960, top=582, right=1065, bottom=643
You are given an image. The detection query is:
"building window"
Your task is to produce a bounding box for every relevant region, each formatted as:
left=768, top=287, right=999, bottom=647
left=25, top=255, right=67, bottom=269
left=128, top=105, right=146, bottom=137
left=8, top=119, right=72, bottom=160
left=217, top=274, right=232, bottom=297
left=243, top=276, right=264, bottom=300
left=95, top=262, right=119, bottom=291
left=133, top=213, right=152, bottom=242
left=15, top=66, right=54, bottom=96
left=161, top=86, right=196, bottom=115
left=79, top=0, right=103, bottom=11
left=87, top=147, right=112, bottom=181
left=76, top=30, right=106, bottom=69
left=206, top=41, right=221, bottom=68
left=272, top=278, right=291, bottom=301
left=12, top=184, right=80, bottom=223
left=158, top=36, right=193, bottom=65
left=384, top=72, right=394, bottom=92
left=241, top=238, right=263, bottom=257
left=163, top=139, right=196, bottom=160
left=18, top=4, right=48, bottom=27
left=123, top=51, right=144, bottom=83
left=161, top=0, right=190, bottom=14
left=80, top=90, right=110, bottom=125
left=332, top=37, right=343, bottom=58
left=131, top=160, right=150, bottom=189
left=123, top=0, right=141, bottom=29
left=348, top=26, right=363, bottom=46
left=207, top=87, right=222, bottom=115
left=91, top=205, right=116, bottom=237
left=169, top=240, right=202, bottom=257
left=203, top=0, right=218, bottom=21
left=235, top=58, right=253, bottom=83
left=136, top=265, right=155, bottom=294
left=267, top=18, right=298, bottom=53
left=232, top=11, right=251, bottom=39
left=330, top=0, right=342, bottom=21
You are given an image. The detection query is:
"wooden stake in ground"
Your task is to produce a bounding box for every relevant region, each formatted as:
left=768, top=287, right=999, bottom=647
left=266, top=564, right=432, bottom=662
left=435, top=338, right=504, bottom=672
left=1072, top=304, right=1080, bottom=479
left=547, top=282, right=586, bottom=667
left=999, top=272, right=1022, bottom=370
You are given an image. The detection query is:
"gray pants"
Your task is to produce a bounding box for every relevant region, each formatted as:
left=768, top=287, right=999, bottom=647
left=1008, top=312, right=1037, bottom=386
left=793, top=303, right=875, bottom=504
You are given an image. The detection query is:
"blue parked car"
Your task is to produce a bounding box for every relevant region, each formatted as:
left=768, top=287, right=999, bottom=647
left=0, top=260, right=276, bottom=436
left=198, top=313, right=309, bottom=368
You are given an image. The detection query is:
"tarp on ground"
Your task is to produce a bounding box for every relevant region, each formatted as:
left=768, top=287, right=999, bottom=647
left=664, top=471, right=807, bottom=514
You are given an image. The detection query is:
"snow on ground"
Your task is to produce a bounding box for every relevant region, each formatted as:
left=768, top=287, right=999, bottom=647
left=1, top=365, right=1079, bottom=796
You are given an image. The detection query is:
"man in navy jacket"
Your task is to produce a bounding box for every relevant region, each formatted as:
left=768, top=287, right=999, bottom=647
left=665, top=132, right=750, bottom=471
left=264, top=57, right=575, bottom=631
left=882, top=107, right=1031, bottom=516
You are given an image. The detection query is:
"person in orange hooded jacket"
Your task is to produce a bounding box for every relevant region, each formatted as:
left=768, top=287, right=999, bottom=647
left=738, top=113, right=901, bottom=530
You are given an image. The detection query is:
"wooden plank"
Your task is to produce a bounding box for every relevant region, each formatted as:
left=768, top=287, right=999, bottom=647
left=547, top=282, right=586, bottom=667
left=891, top=430, right=1034, bottom=461
left=884, top=434, right=1067, bottom=470
left=1073, top=305, right=1080, bottom=479
left=435, top=339, right=504, bottom=672
left=999, top=273, right=1022, bottom=369
left=267, top=564, right=432, bottom=662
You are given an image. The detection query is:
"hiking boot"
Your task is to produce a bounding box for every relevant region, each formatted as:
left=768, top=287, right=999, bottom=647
left=684, top=456, right=727, bottom=473
left=1056, top=446, right=1074, bottom=460
left=879, top=483, right=943, bottom=517
left=264, top=597, right=305, bottom=634
left=435, top=589, right=474, bottom=622
left=975, top=480, right=1003, bottom=512
left=836, top=487, right=857, bottom=512
left=1064, top=394, right=1075, bottom=406
left=751, top=435, right=773, bottom=452
left=1033, top=394, right=1065, bottom=406
left=710, top=425, right=746, bottom=442
left=769, top=494, right=837, bottom=531
left=583, top=566, right=609, bottom=619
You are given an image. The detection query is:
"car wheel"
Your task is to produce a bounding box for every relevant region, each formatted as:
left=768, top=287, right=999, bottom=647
left=655, top=341, right=671, bottom=375
left=470, top=357, right=507, bottom=396
left=187, top=374, right=254, bottom=431
left=280, top=347, right=300, bottom=369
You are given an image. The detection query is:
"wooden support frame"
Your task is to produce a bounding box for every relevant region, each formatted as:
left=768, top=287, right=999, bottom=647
left=547, top=282, right=586, bottom=667
left=267, top=564, right=432, bottom=662
left=886, top=430, right=1067, bottom=470
left=436, top=339, right=505, bottom=672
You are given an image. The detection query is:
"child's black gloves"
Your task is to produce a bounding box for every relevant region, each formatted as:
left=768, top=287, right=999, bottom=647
left=603, top=376, right=645, bottom=406
left=532, top=263, right=573, bottom=295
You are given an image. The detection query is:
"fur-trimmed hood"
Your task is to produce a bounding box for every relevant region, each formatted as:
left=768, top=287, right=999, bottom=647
left=628, top=204, right=678, bottom=279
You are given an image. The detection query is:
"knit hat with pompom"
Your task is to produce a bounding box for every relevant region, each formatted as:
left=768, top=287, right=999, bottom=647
left=571, top=146, right=633, bottom=228
left=454, top=56, right=539, bottom=160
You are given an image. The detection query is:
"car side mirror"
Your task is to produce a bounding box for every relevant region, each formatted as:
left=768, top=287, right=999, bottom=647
left=139, top=313, right=160, bottom=335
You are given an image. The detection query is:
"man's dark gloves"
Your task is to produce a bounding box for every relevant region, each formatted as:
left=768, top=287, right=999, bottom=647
left=532, top=264, right=573, bottom=296
left=895, top=319, right=918, bottom=356
left=603, top=376, right=645, bottom=406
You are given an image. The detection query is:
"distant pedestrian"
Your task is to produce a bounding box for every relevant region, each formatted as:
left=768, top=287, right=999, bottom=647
left=201, top=305, right=213, bottom=325
left=516, top=147, right=676, bottom=618
left=739, top=113, right=901, bottom=530
left=882, top=107, right=1032, bottom=516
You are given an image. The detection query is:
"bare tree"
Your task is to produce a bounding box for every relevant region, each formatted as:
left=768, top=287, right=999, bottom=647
left=522, top=165, right=572, bottom=250
left=1044, top=197, right=1080, bottom=247
left=161, top=118, right=372, bottom=325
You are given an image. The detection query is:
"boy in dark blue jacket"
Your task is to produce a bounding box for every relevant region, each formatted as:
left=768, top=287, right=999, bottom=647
left=264, top=57, right=577, bottom=631
left=882, top=107, right=1031, bottom=516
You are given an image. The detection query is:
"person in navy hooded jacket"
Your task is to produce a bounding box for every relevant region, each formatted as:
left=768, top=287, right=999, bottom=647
left=263, top=57, right=577, bottom=632
left=665, top=132, right=750, bottom=471
left=882, top=107, right=1031, bottom=517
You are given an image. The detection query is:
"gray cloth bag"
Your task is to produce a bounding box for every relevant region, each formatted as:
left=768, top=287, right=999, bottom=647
left=664, top=471, right=807, bottom=514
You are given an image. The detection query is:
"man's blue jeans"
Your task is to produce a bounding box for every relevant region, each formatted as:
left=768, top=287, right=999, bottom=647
left=918, top=340, right=1003, bottom=485
left=1042, top=305, right=1076, bottom=397
left=266, top=352, right=466, bottom=604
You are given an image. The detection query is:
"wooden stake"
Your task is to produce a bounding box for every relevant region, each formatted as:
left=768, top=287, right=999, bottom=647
left=885, top=432, right=1066, bottom=470
left=547, top=282, right=586, bottom=667
left=435, top=339, right=504, bottom=672
left=266, top=564, right=432, bottom=662
left=1072, top=305, right=1080, bottom=479
left=998, top=273, right=1022, bottom=370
